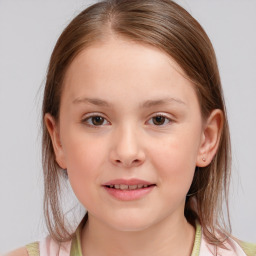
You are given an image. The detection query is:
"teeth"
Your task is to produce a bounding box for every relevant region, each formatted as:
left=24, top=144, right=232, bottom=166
left=108, top=184, right=151, bottom=190
left=129, top=185, right=138, bottom=190
left=120, top=184, right=129, bottom=190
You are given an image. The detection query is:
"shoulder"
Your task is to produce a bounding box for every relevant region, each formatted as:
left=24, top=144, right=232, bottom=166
left=200, top=230, right=256, bottom=256
left=4, top=247, right=28, bottom=256
left=234, top=238, right=256, bottom=256
left=4, top=242, right=39, bottom=256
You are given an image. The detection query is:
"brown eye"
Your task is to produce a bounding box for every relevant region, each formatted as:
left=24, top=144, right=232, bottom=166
left=83, top=115, right=108, bottom=126
left=148, top=115, right=171, bottom=126
left=91, top=116, right=105, bottom=125
left=152, top=116, right=166, bottom=125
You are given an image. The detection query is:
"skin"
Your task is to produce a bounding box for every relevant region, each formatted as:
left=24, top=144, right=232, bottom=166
left=5, top=248, right=28, bottom=256
left=7, top=36, right=223, bottom=256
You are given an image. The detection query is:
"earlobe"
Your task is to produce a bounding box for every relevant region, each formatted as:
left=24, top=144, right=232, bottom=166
left=44, top=113, right=67, bottom=169
left=197, top=109, right=223, bottom=167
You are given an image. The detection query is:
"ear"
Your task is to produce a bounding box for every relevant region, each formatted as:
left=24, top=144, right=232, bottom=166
left=196, top=109, right=223, bottom=167
left=44, top=113, right=67, bottom=169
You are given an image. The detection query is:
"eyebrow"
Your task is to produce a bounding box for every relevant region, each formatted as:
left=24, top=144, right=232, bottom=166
left=141, top=97, right=186, bottom=108
left=72, top=97, right=186, bottom=108
left=72, top=97, right=112, bottom=107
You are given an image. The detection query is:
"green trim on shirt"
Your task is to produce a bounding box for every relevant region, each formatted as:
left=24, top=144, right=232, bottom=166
left=239, top=240, right=256, bottom=256
left=191, top=222, right=201, bottom=256
left=70, top=225, right=83, bottom=256
left=25, top=242, right=39, bottom=256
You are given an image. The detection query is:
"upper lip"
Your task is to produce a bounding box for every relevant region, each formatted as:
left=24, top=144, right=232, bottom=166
left=102, top=178, right=155, bottom=186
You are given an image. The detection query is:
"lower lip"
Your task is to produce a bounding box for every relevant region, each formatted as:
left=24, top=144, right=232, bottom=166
left=103, top=186, right=155, bottom=201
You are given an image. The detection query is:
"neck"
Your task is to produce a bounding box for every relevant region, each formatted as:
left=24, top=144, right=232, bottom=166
left=81, top=213, right=195, bottom=256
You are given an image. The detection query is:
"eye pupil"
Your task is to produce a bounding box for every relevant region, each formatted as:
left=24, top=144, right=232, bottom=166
left=153, top=116, right=165, bottom=125
left=92, top=116, right=104, bottom=125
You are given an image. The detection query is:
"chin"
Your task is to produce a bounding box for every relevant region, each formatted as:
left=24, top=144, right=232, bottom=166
left=105, top=212, right=155, bottom=232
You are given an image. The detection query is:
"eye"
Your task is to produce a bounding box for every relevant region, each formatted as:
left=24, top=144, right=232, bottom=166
left=148, top=114, right=171, bottom=126
left=82, top=115, right=109, bottom=127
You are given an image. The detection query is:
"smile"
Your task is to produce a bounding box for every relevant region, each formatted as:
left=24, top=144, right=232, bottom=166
left=102, top=179, right=156, bottom=201
left=105, top=184, right=154, bottom=190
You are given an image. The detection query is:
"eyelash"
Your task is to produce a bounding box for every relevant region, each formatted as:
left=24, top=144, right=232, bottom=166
left=147, top=113, right=172, bottom=126
left=81, top=113, right=172, bottom=128
left=81, top=113, right=110, bottom=128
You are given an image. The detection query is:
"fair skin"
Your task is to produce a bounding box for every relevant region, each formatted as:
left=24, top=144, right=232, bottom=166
left=7, top=36, right=222, bottom=256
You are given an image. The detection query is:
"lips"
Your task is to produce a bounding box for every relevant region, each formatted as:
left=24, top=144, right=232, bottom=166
left=102, top=179, right=156, bottom=201
left=105, top=184, right=153, bottom=190
left=103, top=178, right=155, bottom=188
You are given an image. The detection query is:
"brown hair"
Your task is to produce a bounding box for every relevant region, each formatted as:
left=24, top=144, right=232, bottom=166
left=42, top=0, right=231, bottom=245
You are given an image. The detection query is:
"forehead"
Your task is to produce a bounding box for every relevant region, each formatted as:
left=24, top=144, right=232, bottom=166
left=65, top=37, right=186, bottom=81
left=62, top=37, right=198, bottom=107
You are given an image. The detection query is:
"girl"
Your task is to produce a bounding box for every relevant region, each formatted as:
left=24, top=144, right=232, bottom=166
left=7, top=0, right=256, bottom=255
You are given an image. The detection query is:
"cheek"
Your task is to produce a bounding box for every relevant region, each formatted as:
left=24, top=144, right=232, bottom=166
left=62, top=125, right=106, bottom=169
left=66, top=141, right=99, bottom=171
left=62, top=132, right=107, bottom=200
left=148, top=132, right=200, bottom=192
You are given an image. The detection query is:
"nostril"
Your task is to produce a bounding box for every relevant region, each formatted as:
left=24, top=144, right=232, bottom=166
left=113, top=158, right=143, bottom=167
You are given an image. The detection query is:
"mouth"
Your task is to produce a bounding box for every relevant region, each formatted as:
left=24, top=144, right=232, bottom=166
left=102, top=179, right=156, bottom=201
left=104, top=184, right=156, bottom=190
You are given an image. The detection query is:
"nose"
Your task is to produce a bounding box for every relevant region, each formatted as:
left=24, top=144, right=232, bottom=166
left=109, top=125, right=145, bottom=168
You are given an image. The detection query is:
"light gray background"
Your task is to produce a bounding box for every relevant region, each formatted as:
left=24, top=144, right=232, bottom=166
left=0, top=0, right=255, bottom=253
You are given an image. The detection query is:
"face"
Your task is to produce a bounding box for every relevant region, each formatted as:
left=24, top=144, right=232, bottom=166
left=47, top=36, right=208, bottom=232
